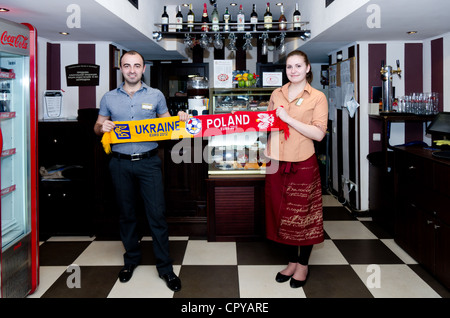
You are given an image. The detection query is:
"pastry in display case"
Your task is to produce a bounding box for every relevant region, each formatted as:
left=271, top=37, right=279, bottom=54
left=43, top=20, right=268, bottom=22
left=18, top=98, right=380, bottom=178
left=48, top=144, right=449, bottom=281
left=208, top=132, right=267, bottom=175
left=208, top=88, right=275, bottom=175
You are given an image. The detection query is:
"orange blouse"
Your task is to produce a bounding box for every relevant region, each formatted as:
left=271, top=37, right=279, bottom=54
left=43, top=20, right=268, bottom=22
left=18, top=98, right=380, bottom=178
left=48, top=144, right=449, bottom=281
left=266, top=82, right=328, bottom=162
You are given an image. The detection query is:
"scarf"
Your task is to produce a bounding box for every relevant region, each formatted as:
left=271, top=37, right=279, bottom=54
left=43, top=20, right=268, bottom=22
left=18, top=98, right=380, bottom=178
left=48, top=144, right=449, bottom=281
left=101, top=109, right=289, bottom=154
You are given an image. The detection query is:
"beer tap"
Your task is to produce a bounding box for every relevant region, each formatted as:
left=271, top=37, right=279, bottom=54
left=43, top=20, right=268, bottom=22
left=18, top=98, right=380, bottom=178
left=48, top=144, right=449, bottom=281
left=393, top=60, right=401, bottom=79
left=380, top=60, right=402, bottom=112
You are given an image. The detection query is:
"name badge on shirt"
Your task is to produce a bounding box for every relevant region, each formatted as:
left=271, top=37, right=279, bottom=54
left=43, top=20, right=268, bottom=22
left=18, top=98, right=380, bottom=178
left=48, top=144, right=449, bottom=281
left=142, top=103, right=153, bottom=110
left=296, top=98, right=304, bottom=106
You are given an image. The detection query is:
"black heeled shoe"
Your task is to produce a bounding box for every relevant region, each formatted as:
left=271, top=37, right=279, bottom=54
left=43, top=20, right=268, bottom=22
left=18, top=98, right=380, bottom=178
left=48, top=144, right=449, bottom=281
left=275, top=272, right=293, bottom=283
left=290, top=271, right=309, bottom=288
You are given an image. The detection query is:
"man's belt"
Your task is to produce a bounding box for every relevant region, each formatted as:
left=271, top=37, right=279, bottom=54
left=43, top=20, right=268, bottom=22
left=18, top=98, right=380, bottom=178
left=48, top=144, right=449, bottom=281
left=101, top=110, right=289, bottom=154
left=111, top=148, right=158, bottom=161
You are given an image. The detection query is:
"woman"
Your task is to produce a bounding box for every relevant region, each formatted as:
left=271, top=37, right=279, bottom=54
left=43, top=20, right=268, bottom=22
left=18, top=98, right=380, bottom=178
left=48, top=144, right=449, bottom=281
left=265, top=50, right=328, bottom=288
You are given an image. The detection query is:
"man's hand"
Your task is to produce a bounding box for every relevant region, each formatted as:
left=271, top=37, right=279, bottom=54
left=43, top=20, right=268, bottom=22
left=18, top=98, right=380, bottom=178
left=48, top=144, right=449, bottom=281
left=101, top=120, right=115, bottom=133
left=177, top=111, right=189, bottom=122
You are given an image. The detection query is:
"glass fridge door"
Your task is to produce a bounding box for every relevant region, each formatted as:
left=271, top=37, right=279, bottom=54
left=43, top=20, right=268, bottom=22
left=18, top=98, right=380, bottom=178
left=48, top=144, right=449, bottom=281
left=1, top=51, right=31, bottom=251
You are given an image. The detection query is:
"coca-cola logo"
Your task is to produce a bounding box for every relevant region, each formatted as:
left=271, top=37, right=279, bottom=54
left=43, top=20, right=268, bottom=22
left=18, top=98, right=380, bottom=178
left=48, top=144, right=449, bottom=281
left=1, top=31, right=28, bottom=49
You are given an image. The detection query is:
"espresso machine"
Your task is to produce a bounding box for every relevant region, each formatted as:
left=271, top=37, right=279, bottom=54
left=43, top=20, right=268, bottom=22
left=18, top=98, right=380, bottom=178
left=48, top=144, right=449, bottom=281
left=187, top=76, right=209, bottom=115
left=380, top=60, right=401, bottom=112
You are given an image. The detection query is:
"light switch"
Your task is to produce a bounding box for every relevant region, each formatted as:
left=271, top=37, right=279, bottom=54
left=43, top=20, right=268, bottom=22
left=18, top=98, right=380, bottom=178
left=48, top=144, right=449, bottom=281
left=373, top=133, right=381, bottom=141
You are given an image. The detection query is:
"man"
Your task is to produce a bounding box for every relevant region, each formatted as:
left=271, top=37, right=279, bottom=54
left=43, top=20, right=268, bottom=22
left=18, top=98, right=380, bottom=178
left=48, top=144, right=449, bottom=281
left=94, top=50, right=189, bottom=292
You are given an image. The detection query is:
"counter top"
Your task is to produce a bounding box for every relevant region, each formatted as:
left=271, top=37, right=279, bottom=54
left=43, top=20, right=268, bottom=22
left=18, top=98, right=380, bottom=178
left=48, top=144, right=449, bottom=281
left=392, top=145, right=450, bottom=166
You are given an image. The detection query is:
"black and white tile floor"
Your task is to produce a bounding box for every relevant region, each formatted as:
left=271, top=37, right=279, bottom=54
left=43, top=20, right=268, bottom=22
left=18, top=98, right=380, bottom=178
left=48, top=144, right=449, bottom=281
left=29, top=195, right=449, bottom=300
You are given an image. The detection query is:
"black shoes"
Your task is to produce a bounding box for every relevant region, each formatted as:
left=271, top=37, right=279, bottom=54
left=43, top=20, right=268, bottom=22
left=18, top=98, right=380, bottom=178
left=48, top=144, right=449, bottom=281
left=119, top=265, right=181, bottom=292
left=118, top=264, right=137, bottom=283
left=275, top=272, right=292, bottom=283
left=160, top=271, right=182, bottom=292
left=276, top=268, right=310, bottom=288
left=289, top=271, right=310, bottom=288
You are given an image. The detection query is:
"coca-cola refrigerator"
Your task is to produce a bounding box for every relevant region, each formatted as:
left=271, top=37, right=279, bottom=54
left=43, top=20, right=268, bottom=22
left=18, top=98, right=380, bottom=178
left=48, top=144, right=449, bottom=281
left=0, top=18, right=38, bottom=298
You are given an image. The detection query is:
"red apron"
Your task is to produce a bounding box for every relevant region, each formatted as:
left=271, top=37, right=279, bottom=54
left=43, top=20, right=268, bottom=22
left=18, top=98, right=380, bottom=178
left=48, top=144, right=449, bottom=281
left=265, top=155, right=324, bottom=246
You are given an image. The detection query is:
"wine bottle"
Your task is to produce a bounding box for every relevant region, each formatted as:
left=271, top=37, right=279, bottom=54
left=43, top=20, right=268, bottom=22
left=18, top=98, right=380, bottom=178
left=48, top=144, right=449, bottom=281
left=293, top=3, right=301, bottom=31
left=250, top=4, right=258, bottom=31
left=161, top=6, right=169, bottom=32
left=278, top=4, right=287, bottom=31
left=237, top=4, right=245, bottom=31
left=264, top=2, right=272, bottom=30
left=223, top=7, right=231, bottom=32
left=176, top=5, right=183, bottom=32
left=201, top=3, right=209, bottom=32
left=187, top=3, right=195, bottom=32
left=211, top=3, right=219, bottom=31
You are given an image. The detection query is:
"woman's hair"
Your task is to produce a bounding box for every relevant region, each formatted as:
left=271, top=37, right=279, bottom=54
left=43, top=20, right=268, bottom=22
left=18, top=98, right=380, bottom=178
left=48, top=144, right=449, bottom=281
left=286, top=50, right=313, bottom=84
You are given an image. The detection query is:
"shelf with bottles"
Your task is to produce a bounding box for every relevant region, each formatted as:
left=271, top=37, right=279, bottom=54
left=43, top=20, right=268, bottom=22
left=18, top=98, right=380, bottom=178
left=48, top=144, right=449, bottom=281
left=155, top=21, right=310, bottom=38
left=1, top=69, right=13, bottom=113
left=158, top=2, right=307, bottom=39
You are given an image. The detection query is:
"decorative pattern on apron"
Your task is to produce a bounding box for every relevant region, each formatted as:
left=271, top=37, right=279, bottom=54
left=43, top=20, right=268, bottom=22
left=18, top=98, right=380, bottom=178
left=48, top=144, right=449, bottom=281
left=265, top=155, right=324, bottom=246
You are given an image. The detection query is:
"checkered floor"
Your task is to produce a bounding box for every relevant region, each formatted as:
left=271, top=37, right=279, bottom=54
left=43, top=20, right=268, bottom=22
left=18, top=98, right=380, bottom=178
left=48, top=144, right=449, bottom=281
left=28, top=195, right=449, bottom=299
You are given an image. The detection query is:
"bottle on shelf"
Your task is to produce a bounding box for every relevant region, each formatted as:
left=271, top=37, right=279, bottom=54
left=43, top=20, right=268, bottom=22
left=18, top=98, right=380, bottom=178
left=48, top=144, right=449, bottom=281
left=211, top=3, right=219, bottom=31
left=223, top=7, right=231, bottom=32
left=176, top=5, right=183, bottom=32
left=237, top=4, right=245, bottom=31
left=264, top=2, right=272, bottom=30
left=278, top=4, right=287, bottom=31
left=161, top=6, right=169, bottom=32
left=293, top=3, right=301, bottom=30
left=187, top=3, right=195, bottom=32
left=201, top=3, right=209, bottom=32
left=250, top=4, right=258, bottom=31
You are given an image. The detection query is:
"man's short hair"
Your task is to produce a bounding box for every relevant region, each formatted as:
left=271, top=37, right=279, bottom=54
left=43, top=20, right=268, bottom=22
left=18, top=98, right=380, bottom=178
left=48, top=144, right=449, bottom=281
left=120, top=50, right=145, bottom=67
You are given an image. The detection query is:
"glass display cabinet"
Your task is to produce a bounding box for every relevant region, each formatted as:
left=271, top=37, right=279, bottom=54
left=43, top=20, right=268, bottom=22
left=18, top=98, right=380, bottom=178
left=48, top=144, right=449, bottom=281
left=208, top=88, right=275, bottom=176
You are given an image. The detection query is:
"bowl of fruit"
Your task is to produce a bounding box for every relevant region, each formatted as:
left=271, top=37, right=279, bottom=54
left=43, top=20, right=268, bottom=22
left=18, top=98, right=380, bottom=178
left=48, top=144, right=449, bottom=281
left=233, top=71, right=260, bottom=88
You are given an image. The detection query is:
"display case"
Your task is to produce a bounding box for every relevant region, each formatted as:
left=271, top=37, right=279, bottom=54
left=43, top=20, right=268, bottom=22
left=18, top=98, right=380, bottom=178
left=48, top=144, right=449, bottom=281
left=208, top=88, right=275, bottom=175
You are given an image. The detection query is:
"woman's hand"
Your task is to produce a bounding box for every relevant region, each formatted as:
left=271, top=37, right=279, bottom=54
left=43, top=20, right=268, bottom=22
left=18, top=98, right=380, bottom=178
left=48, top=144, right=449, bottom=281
left=276, top=107, right=291, bottom=124
left=178, top=111, right=189, bottom=122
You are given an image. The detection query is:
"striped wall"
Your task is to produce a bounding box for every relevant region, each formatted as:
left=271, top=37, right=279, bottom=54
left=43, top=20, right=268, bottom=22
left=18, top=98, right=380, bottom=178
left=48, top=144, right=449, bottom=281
left=329, top=37, right=445, bottom=212
left=43, top=41, right=110, bottom=119
left=368, top=39, right=444, bottom=153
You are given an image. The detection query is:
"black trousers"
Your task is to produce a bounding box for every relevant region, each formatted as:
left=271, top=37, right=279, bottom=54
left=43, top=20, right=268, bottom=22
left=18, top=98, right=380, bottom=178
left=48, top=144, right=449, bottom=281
left=109, top=154, right=172, bottom=276
left=286, top=244, right=314, bottom=266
